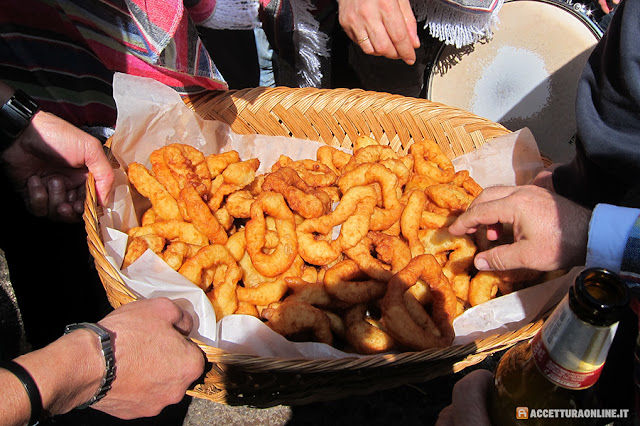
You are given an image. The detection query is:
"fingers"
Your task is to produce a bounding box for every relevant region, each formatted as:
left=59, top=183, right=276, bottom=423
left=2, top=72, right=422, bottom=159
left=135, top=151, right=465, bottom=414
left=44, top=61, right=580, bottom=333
left=356, top=22, right=403, bottom=61
left=436, top=370, right=493, bottom=426
left=27, top=175, right=80, bottom=222
left=598, top=0, right=617, bottom=13
left=483, top=223, right=503, bottom=241
left=171, top=302, right=195, bottom=336
left=450, top=370, right=493, bottom=425
left=25, top=175, right=87, bottom=222
left=379, top=0, right=418, bottom=64
left=145, top=297, right=195, bottom=336
left=85, top=141, right=115, bottom=206
left=398, top=0, right=420, bottom=48
left=448, top=186, right=518, bottom=236
left=27, top=176, right=48, bottom=217
left=473, top=241, right=529, bottom=271
left=48, top=177, right=67, bottom=218
left=94, top=298, right=203, bottom=419
left=340, top=0, right=418, bottom=64
left=435, top=405, right=454, bottom=426
left=529, top=163, right=560, bottom=190
left=69, top=184, right=86, bottom=216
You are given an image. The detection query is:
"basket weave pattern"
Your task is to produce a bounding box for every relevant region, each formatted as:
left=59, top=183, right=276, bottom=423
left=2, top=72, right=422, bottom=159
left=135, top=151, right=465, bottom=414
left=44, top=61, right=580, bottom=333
left=84, top=86, right=543, bottom=407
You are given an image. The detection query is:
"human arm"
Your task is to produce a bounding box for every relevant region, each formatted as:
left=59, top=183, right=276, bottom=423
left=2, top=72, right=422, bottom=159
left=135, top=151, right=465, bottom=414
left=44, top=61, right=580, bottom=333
left=550, top=0, right=640, bottom=209
left=0, top=297, right=205, bottom=424
left=586, top=204, right=640, bottom=272
left=435, top=369, right=493, bottom=426
left=0, top=82, right=115, bottom=222
left=448, top=185, right=592, bottom=271
left=338, top=0, right=420, bottom=65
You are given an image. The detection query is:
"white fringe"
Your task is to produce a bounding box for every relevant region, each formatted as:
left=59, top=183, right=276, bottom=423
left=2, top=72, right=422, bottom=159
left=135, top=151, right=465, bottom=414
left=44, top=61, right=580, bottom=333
left=197, top=0, right=261, bottom=30
left=413, top=0, right=503, bottom=48
left=291, top=0, right=331, bottom=88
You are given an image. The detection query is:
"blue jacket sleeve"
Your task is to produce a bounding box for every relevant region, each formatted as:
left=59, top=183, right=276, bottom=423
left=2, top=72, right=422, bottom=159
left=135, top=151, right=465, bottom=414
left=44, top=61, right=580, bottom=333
left=586, top=204, right=640, bottom=272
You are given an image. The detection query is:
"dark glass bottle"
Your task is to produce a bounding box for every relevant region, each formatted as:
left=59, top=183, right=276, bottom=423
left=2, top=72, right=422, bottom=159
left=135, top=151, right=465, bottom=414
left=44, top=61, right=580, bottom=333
left=490, top=268, right=629, bottom=425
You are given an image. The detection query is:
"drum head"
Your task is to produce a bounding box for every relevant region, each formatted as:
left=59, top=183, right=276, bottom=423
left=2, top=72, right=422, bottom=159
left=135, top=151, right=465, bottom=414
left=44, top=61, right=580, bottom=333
left=427, top=0, right=601, bottom=162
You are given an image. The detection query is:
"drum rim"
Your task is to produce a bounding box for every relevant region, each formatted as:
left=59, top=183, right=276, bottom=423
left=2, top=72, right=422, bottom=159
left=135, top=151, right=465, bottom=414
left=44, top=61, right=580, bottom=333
left=526, top=0, right=604, bottom=39
left=425, top=0, right=604, bottom=99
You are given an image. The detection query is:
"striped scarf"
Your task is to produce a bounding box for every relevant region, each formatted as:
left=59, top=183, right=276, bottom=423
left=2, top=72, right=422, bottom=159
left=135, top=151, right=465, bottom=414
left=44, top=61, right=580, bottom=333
left=53, top=0, right=227, bottom=93
left=1, top=0, right=228, bottom=127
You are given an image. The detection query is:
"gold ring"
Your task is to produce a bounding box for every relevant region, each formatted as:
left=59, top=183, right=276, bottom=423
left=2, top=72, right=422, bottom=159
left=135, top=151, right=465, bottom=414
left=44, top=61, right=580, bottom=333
left=357, top=36, right=369, bottom=44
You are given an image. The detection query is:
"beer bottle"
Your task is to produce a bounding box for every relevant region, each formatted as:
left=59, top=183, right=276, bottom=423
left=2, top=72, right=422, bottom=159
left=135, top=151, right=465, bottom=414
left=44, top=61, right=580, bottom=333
left=490, top=268, right=629, bottom=425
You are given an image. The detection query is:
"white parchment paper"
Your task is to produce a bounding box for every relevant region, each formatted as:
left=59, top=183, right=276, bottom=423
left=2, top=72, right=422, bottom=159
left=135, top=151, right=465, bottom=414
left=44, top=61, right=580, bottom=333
left=99, top=73, right=568, bottom=357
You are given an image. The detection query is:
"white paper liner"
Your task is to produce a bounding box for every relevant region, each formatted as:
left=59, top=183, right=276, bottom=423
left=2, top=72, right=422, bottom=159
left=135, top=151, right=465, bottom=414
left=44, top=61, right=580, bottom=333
left=100, top=72, right=570, bottom=359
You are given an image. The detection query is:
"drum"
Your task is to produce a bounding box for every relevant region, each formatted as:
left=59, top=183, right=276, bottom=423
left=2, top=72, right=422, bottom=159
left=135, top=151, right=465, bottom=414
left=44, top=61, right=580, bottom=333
left=426, top=0, right=602, bottom=162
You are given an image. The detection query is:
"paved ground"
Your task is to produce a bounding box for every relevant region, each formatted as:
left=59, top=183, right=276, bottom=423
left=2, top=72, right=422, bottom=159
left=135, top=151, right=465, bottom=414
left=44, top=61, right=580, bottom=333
left=42, top=356, right=501, bottom=426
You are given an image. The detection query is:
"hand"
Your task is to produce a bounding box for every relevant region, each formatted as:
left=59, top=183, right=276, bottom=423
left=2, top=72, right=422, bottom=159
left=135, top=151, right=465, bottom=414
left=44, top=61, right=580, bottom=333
left=597, top=0, right=618, bottom=14
left=93, top=298, right=205, bottom=419
left=2, top=298, right=204, bottom=423
left=448, top=185, right=591, bottom=272
left=436, top=369, right=493, bottom=426
left=529, top=162, right=561, bottom=192
left=1, top=110, right=115, bottom=222
left=338, top=0, right=420, bottom=65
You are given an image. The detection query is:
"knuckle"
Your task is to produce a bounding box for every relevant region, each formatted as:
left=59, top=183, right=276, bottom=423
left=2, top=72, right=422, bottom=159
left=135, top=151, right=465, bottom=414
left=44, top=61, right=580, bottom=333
left=152, top=297, right=182, bottom=319
left=187, top=345, right=205, bottom=373
left=166, top=390, right=188, bottom=406
left=146, top=404, right=167, bottom=418
left=376, top=39, right=393, bottom=52
left=389, top=30, right=409, bottom=43
left=154, top=296, right=177, bottom=310
left=360, top=44, right=375, bottom=54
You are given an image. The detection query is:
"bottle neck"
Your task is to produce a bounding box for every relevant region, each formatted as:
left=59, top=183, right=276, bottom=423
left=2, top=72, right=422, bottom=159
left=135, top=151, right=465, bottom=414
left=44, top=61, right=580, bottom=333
left=532, top=295, right=618, bottom=390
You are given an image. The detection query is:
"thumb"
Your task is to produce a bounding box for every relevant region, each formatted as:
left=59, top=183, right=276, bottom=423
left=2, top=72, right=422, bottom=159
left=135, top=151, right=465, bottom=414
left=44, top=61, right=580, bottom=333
left=93, top=171, right=115, bottom=205
left=474, top=242, right=527, bottom=271
left=85, top=146, right=115, bottom=206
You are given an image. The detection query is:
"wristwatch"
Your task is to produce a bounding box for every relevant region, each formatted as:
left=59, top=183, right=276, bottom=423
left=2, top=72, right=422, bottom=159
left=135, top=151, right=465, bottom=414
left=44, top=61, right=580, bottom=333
left=0, top=89, right=39, bottom=148
left=64, top=322, right=116, bottom=409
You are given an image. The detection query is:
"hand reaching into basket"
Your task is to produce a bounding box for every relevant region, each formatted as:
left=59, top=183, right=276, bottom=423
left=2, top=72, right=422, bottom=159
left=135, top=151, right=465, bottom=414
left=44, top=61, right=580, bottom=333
left=0, top=298, right=205, bottom=424
left=338, top=0, right=421, bottom=65
left=0, top=84, right=114, bottom=222
left=448, top=185, right=591, bottom=272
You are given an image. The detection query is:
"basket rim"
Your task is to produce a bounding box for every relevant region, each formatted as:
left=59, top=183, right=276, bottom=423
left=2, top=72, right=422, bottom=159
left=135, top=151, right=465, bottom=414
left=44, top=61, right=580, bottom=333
left=85, top=168, right=544, bottom=366
left=83, top=86, right=551, bottom=404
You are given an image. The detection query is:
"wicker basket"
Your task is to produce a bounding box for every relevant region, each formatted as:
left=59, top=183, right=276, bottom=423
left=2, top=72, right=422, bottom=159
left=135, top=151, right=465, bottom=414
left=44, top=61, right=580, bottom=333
left=83, top=86, right=546, bottom=408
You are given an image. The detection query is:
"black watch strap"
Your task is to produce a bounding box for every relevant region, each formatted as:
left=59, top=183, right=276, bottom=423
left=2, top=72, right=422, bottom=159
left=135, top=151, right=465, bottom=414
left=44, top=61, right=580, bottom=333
left=0, top=89, right=39, bottom=148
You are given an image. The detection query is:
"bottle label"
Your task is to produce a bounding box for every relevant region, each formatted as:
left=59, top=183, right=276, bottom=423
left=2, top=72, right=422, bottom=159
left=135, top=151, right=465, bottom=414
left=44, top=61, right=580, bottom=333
left=532, top=332, right=604, bottom=389
left=531, top=294, right=618, bottom=389
left=541, top=296, right=617, bottom=368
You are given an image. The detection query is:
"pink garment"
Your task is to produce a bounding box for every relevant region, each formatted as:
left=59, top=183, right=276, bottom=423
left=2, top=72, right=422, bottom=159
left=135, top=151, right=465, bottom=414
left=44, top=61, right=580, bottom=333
left=56, top=0, right=228, bottom=93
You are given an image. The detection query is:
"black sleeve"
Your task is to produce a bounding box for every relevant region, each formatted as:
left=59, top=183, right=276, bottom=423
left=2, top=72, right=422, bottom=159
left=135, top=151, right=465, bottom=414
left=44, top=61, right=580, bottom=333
left=552, top=0, right=640, bottom=209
